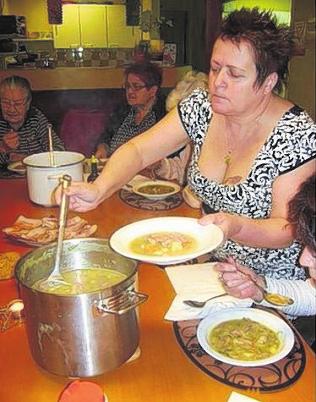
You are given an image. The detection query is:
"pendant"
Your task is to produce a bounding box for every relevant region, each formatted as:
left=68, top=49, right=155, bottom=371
left=224, top=151, right=232, bottom=166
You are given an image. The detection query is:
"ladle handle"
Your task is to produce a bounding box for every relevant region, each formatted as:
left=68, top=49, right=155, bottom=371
left=54, top=175, right=72, bottom=273
left=48, top=124, right=55, bottom=166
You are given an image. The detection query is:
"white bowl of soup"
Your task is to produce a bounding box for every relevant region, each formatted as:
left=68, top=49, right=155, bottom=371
left=132, top=180, right=181, bottom=200
left=197, top=308, right=294, bottom=367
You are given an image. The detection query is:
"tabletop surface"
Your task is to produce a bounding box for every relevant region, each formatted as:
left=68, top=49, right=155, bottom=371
left=0, top=178, right=315, bottom=402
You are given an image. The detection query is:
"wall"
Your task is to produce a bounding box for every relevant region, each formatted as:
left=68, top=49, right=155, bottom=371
left=288, top=0, right=315, bottom=119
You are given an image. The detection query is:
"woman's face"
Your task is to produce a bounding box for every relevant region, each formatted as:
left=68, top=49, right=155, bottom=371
left=125, top=73, right=157, bottom=108
left=299, top=246, right=316, bottom=280
left=0, top=85, right=30, bottom=128
left=208, top=38, right=267, bottom=116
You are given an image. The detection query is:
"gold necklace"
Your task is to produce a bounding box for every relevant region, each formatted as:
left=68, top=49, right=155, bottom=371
left=224, top=150, right=232, bottom=166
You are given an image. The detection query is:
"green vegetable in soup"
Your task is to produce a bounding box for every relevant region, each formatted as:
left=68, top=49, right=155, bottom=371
left=33, top=268, right=126, bottom=295
left=208, top=318, right=281, bottom=361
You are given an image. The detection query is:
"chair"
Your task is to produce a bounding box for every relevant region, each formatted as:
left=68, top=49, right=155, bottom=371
left=59, top=108, right=108, bottom=157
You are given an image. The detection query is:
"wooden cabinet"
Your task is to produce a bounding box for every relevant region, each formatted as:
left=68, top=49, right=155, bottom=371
left=53, top=4, right=140, bottom=49
left=107, top=6, right=140, bottom=48
left=53, top=5, right=107, bottom=49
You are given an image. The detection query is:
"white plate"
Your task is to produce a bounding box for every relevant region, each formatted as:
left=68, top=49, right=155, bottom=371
left=132, top=180, right=181, bottom=200
left=109, top=217, right=224, bottom=265
left=197, top=308, right=294, bottom=367
left=7, top=161, right=26, bottom=175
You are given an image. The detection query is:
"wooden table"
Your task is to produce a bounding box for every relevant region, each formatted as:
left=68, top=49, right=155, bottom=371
left=0, top=179, right=315, bottom=402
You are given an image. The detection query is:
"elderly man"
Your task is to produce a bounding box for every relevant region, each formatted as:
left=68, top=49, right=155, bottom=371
left=0, top=75, right=64, bottom=166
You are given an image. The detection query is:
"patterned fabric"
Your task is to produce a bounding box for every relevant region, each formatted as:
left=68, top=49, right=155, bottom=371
left=178, top=89, right=316, bottom=280
left=0, top=106, right=64, bottom=166
left=108, top=107, right=156, bottom=155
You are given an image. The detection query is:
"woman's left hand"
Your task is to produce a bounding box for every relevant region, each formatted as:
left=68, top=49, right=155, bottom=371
left=198, top=211, right=242, bottom=240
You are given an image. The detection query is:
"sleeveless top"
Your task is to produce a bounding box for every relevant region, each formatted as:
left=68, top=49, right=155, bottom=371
left=178, top=89, right=316, bottom=280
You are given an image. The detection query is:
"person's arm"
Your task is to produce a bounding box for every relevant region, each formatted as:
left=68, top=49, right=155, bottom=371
left=199, top=159, right=315, bottom=248
left=215, top=258, right=316, bottom=316
left=61, top=108, right=189, bottom=211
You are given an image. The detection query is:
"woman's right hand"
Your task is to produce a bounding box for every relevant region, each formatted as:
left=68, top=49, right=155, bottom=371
left=3, top=130, right=19, bottom=150
left=54, top=181, right=102, bottom=212
left=95, top=143, right=108, bottom=159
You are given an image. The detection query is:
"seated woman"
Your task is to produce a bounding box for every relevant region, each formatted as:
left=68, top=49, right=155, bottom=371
left=215, top=174, right=316, bottom=347
left=56, top=8, right=315, bottom=284
left=0, top=75, right=64, bottom=166
left=95, top=61, right=165, bottom=159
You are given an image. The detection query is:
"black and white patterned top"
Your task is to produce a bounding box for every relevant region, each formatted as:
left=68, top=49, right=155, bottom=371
left=0, top=106, right=64, bottom=166
left=178, top=89, right=316, bottom=280
left=108, top=107, right=157, bottom=155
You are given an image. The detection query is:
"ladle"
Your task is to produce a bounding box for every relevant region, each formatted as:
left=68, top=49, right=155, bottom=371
left=40, top=174, right=72, bottom=288
left=47, top=123, right=55, bottom=166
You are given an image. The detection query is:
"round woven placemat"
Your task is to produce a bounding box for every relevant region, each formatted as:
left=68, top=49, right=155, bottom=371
left=119, top=189, right=183, bottom=211
left=173, top=308, right=306, bottom=392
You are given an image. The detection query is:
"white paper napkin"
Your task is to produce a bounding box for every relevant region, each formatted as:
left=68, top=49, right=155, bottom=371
left=164, top=263, right=252, bottom=321
left=227, top=391, right=261, bottom=402
left=122, top=174, right=150, bottom=192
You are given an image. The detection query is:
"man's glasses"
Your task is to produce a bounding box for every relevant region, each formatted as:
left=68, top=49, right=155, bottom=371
left=123, top=82, right=147, bottom=92
left=1, top=98, right=29, bottom=109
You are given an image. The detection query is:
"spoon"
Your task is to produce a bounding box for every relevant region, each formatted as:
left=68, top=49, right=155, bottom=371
left=254, top=282, right=294, bottom=307
left=40, top=174, right=72, bottom=288
left=183, top=293, right=228, bottom=308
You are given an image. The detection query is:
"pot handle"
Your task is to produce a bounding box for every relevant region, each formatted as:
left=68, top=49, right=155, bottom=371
left=47, top=173, right=69, bottom=180
left=94, top=290, right=148, bottom=316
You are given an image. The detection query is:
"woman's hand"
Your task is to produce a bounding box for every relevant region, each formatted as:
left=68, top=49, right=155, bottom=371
left=95, top=143, right=108, bottom=159
left=199, top=211, right=242, bottom=240
left=215, top=257, right=264, bottom=301
left=54, top=181, right=102, bottom=212
left=3, top=130, right=19, bottom=150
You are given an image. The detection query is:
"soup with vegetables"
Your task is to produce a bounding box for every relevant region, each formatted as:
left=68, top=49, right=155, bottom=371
left=137, top=184, right=175, bottom=195
left=33, top=268, right=126, bottom=295
left=208, top=318, right=281, bottom=361
left=130, top=232, right=197, bottom=256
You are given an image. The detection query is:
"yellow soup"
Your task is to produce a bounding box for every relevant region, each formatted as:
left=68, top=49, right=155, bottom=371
left=208, top=318, right=281, bottom=361
left=130, top=232, right=197, bottom=256
left=33, top=268, right=126, bottom=295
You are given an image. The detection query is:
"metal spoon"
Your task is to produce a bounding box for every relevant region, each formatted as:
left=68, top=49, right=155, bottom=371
left=255, top=282, right=294, bottom=307
left=40, top=175, right=72, bottom=288
left=183, top=293, right=228, bottom=308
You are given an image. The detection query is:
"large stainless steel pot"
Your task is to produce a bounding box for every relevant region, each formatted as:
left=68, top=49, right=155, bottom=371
left=15, top=238, right=147, bottom=378
left=23, top=151, right=85, bottom=206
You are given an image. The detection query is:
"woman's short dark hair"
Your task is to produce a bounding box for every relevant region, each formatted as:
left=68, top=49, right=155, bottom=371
left=220, top=7, right=295, bottom=93
left=288, top=174, right=316, bottom=252
left=0, top=75, right=32, bottom=101
left=124, top=61, right=162, bottom=89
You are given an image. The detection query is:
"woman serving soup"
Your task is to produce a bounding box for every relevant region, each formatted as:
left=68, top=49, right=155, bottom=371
left=57, top=8, right=315, bottom=281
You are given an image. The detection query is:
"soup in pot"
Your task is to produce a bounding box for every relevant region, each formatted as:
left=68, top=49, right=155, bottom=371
left=130, top=232, right=197, bottom=256
left=33, top=268, right=126, bottom=295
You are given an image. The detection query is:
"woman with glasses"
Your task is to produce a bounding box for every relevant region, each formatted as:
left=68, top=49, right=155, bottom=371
left=95, top=61, right=165, bottom=159
left=57, top=9, right=315, bottom=284
left=0, top=75, right=64, bottom=166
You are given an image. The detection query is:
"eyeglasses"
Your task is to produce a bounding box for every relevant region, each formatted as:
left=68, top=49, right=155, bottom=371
left=1, top=98, right=29, bottom=109
left=123, top=82, right=147, bottom=92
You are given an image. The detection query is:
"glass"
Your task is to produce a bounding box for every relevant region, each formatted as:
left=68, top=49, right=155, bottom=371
left=123, top=82, right=147, bottom=91
left=1, top=98, right=28, bottom=109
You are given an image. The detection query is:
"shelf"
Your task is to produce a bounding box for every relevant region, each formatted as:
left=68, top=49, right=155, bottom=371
left=12, top=38, right=53, bottom=42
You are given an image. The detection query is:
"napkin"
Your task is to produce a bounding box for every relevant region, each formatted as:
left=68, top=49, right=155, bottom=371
left=122, top=174, right=150, bottom=192
left=164, top=263, right=252, bottom=321
left=227, top=391, right=261, bottom=402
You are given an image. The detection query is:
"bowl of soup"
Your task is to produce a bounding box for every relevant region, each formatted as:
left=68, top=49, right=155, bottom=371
left=15, top=238, right=148, bottom=377
left=197, top=307, right=294, bottom=367
left=132, top=180, right=181, bottom=200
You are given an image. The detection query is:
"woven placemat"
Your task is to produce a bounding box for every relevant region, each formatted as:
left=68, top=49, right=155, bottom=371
left=173, top=309, right=306, bottom=392
left=119, top=189, right=183, bottom=211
